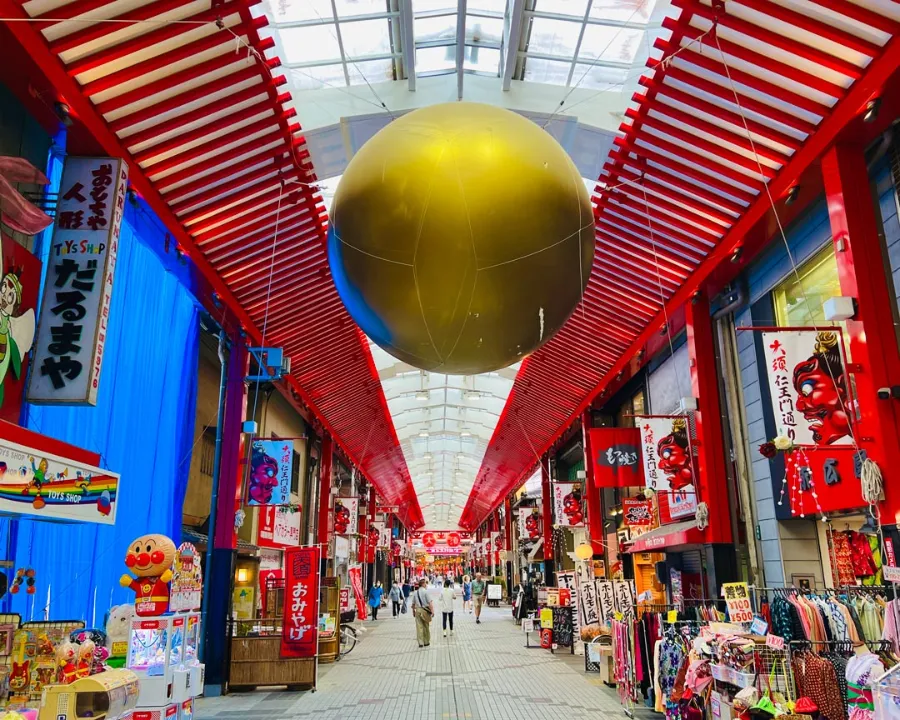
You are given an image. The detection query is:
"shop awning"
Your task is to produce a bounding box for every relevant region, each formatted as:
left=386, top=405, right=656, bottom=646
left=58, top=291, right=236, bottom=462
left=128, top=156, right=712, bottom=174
left=624, top=521, right=704, bottom=554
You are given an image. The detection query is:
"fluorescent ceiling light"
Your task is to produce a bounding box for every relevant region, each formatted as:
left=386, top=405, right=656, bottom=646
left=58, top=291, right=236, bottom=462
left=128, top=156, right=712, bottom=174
left=419, top=431, right=430, bottom=437
left=415, top=391, right=429, bottom=401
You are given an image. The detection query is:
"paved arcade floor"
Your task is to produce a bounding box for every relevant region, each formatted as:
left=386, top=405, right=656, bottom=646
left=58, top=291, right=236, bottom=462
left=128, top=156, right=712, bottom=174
left=196, top=596, right=622, bottom=719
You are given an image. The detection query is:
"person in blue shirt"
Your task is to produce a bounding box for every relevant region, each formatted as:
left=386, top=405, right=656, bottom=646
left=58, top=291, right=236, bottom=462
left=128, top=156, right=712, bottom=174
left=368, top=580, right=384, bottom=621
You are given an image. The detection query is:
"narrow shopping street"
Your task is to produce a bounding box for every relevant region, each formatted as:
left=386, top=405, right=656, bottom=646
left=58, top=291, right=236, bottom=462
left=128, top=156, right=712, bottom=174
left=197, top=601, right=620, bottom=720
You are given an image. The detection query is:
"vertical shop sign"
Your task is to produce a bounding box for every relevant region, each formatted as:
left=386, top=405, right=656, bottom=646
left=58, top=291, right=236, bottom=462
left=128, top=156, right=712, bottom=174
left=637, top=416, right=697, bottom=521
left=596, top=580, right=616, bottom=626
left=589, top=428, right=643, bottom=488
left=576, top=562, right=601, bottom=637
left=281, top=545, right=320, bottom=658
left=258, top=506, right=301, bottom=548
left=348, top=564, right=367, bottom=620
left=247, top=439, right=293, bottom=506
left=613, top=580, right=636, bottom=618
left=552, top=482, right=585, bottom=527
left=519, top=507, right=541, bottom=540
left=29, top=157, right=128, bottom=406
left=333, top=497, right=359, bottom=535
left=722, top=582, right=753, bottom=624
left=760, top=330, right=852, bottom=447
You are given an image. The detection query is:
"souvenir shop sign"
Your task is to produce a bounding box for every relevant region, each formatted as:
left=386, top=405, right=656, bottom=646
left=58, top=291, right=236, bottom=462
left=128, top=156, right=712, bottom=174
left=247, top=439, right=293, bottom=506
left=637, top=416, right=696, bottom=521
left=333, top=497, right=359, bottom=535
left=760, top=329, right=852, bottom=446
left=596, top=580, right=616, bottom=626
left=589, top=427, right=643, bottom=488
left=29, top=157, right=129, bottom=406
left=722, top=582, right=753, bottom=624
left=258, top=506, right=301, bottom=548
left=0, top=234, right=41, bottom=424
left=623, top=498, right=654, bottom=527
left=0, top=437, right=119, bottom=523
left=518, top=507, right=541, bottom=540
left=281, top=545, right=320, bottom=659
left=170, top=542, right=202, bottom=612
left=552, top=482, right=585, bottom=527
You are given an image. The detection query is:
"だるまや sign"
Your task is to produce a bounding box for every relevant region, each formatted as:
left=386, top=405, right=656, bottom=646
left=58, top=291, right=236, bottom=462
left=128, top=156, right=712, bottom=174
left=281, top=545, right=320, bottom=658
left=29, top=157, right=128, bottom=406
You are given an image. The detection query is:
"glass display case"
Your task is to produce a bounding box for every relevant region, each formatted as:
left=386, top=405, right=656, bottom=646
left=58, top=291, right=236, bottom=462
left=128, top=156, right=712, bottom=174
left=127, top=617, right=179, bottom=708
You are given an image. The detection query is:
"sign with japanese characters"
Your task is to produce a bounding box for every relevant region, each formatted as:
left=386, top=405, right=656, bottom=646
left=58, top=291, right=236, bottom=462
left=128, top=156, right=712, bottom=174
left=247, top=439, right=293, bottom=506
left=596, top=579, right=616, bottom=626
left=29, top=157, right=128, bottom=405
left=590, top=428, right=643, bottom=488
left=722, top=582, right=753, bottom=624
left=761, top=330, right=852, bottom=446
left=576, top=562, right=601, bottom=640
left=281, top=545, right=320, bottom=658
left=637, top=416, right=696, bottom=521
left=0, top=436, right=119, bottom=523
left=333, top=497, right=358, bottom=535
left=170, top=542, right=202, bottom=612
left=623, top=498, right=654, bottom=527
left=613, top=579, right=636, bottom=618
left=552, top=482, right=585, bottom=527
left=258, top=506, right=301, bottom=548
left=518, top=507, right=541, bottom=540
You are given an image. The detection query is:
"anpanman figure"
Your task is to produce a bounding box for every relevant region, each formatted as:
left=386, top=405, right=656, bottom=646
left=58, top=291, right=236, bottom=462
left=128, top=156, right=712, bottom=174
left=119, top=534, right=177, bottom=617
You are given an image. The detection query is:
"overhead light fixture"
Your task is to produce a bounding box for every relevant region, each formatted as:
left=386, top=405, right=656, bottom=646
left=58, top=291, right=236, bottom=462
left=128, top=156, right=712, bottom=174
left=415, top=391, right=429, bottom=401
left=864, top=97, right=881, bottom=123
left=419, top=431, right=430, bottom=438
left=423, top=453, right=432, bottom=460
left=460, top=430, right=471, bottom=437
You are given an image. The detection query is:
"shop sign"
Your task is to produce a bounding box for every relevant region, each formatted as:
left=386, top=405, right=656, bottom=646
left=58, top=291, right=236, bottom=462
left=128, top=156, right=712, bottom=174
left=623, top=498, right=654, bottom=527
left=760, top=329, right=852, bottom=446
left=518, top=507, right=541, bottom=540
left=492, top=530, right=503, bottom=552
left=590, top=427, right=642, bottom=488
left=170, top=542, right=202, bottom=612
left=373, top=520, right=391, bottom=548
left=722, top=582, right=753, bottom=624
left=613, top=580, right=636, bottom=618
left=258, top=506, right=301, bottom=548
left=576, top=562, right=601, bottom=636
left=522, top=618, right=535, bottom=633
left=339, top=587, right=350, bottom=613
left=0, top=234, right=41, bottom=424
left=29, top=157, right=128, bottom=406
left=552, top=481, right=585, bottom=527
left=765, top=634, right=785, bottom=650
left=885, top=538, right=897, bottom=568
left=883, top=565, right=900, bottom=583
left=333, top=496, right=359, bottom=535
left=349, top=564, right=367, bottom=620
left=0, top=437, right=119, bottom=523
left=247, top=439, right=293, bottom=506
left=750, top=617, right=769, bottom=636
left=546, top=588, right=560, bottom=606
left=540, top=608, right=553, bottom=629
left=596, top=580, right=615, bottom=626
left=280, top=545, right=320, bottom=659
left=637, top=416, right=696, bottom=521
left=429, top=545, right=463, bottom=556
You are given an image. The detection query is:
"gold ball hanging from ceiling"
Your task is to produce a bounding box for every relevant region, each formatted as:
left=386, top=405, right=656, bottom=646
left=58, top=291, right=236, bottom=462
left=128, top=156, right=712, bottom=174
left=327, top=101, right=595, bottom=375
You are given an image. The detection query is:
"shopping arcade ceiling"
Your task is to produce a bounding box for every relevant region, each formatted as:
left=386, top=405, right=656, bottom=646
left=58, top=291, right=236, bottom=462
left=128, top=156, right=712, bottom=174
left=6, top=0, right=900, bottom=533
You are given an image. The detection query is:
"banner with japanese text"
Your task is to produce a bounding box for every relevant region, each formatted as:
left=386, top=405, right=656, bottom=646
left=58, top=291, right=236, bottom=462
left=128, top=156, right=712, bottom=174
left=333, top=497, right=359, bottom=535
left=589, top=428, right=643, bottom=488
left=637, top=416, right=696, bottom=522
left=349, top=564, right=367, bottom=620
left=576, top=562, right=601, bottom=641
left=552, top=482, right=585, bottom=527
left=760, top=330, right=852, bottom=446
left=280, top=545, right=320, bottom=659
left=258, top=506, right=301, bottom=548
left=518, top=507, right=541, bottom=540
left=247, top=439, right=293, bottom=506
left=623, top=498, right=654, bottom=527
left=29, top=157, right=128, bottom=405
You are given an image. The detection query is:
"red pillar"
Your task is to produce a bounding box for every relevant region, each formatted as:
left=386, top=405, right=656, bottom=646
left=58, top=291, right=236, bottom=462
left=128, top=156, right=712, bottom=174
left=686, top=294, right=733, bottom=544
left=504, top=497, right=512, bottom=551
left=541, top=458, right=554, bottom=561
left=822, top=144, right=900, bottom=525
left=317, top=433, right=333, bottom=550
left=214, top=338, right=248, bottom=550
left=581, top=410, right=606, bottom=556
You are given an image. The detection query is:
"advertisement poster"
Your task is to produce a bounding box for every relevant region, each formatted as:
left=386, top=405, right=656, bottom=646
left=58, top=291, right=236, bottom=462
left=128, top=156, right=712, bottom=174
left=761, top=330, right=852, bottom=446
left=280, top=545, right=320, bottom=659
left=590, top=427, right=642, bottom=488
left=29, top=157, right=129, bottom=406
left=247, top=439, right=293, bottom=506
left=637, top=416, right=696, bottom=521
left=0, top=437, right=119, bottom=523
left=333, top=497, right=359, bottom=535
left=623, top=498, right=654, bottom=527
left=518, top=507, right=541, bottom=540
left=723, top=582, right=753, bottom=624
left=0, top=234, right=41, bottom=424
left=552, top=482, right=585, bottom=527
left=170, top=542, right=202, bottom=612
left=349, top=565, right=367, bottom=620
left=258, top=506, right=301, bottom=548
left=232, top=586, right=255, bottom=620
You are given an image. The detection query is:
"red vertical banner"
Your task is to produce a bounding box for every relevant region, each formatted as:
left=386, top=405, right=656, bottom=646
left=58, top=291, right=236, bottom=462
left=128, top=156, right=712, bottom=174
left=348, top=564, right=367, bottom=619
left=280, top=545, right=320, bottom=659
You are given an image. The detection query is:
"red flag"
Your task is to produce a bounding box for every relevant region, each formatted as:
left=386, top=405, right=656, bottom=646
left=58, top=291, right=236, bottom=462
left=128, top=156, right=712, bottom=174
left=589, top=428, right=643, bottom=488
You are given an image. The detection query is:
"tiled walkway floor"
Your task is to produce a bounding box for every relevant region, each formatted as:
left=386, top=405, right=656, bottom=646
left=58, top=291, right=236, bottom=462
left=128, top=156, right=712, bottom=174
left=196, top=593, right=623, bottom=719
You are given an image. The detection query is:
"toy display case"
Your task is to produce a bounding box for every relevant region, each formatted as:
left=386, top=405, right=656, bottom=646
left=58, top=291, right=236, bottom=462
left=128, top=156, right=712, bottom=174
left=132, top=704, right=177, bottom=720
left=126, top=616, right=184, bottom=707
left=181, top=614, right=203, bottom=696
left=38, top=669, right=139, bottom=720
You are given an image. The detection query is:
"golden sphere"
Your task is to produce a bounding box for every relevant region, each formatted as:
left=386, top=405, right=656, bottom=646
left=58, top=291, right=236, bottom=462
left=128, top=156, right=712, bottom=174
left=328, top=102, right=594, bottom=374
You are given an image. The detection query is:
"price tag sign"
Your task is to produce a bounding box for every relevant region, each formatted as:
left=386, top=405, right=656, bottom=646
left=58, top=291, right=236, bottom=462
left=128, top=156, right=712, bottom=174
left=666, top=609, right=679, bottom=624
left=884, top=565, right=900, bottom=583
left=765, top=634, right=785, bottom=650
left=613, top=611, right=624, bottom=621
left=750, top=616, right=769, bottom=635
left=523, top=619, right=535, bottom=633
left=722, top=582, right=754, bottom=624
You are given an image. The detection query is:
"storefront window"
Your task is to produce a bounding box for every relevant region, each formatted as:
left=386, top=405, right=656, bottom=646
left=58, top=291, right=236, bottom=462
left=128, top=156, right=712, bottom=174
left=773, top=245, right=840, bottom=327
left=648, top=343, right=690, bottom=415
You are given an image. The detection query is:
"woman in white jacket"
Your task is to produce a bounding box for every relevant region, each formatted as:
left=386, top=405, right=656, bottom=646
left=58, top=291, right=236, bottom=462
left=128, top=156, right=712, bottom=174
left=440, top=580, right=457, bottom=637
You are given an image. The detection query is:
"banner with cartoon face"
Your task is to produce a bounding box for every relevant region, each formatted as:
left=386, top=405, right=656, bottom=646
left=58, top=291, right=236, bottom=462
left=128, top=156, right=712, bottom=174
left=552, top=482, right=585, bottom=527
left=518, top=507, right=541, bottom=540
left=333, top=497, right=359, bottom=535
left=761, top=329, right=852, bottom=446
left=637, top=416, right=696, bottom=521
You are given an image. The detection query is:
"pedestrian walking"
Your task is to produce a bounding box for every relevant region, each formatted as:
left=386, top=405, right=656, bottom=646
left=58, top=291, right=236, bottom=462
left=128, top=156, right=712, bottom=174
left=410, top=579, right=433, bottom=647
left=471, top=572, right=488, bottom=624
left=402, top=578, right=412, bottom=600
left=440, top=580, right=456, bottom=637
left=462, top=575, right=472, bottom=614
left=389, top=581, right=403, bottom=617
left=367, top=580, right=384, bottom=621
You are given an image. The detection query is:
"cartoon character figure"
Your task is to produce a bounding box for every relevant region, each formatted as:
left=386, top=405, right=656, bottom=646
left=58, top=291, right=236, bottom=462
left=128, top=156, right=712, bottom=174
left=75, top=639, right=94, bottom=678
left=91, top=644, right=110, bottom=674
left=0, top=262, right=34, bottom=411
left=248, top=442, right=279, bottom=504
left=105, top=604, right=135, bottom=657
left=35, top=633, right=54, bottom=658
left=657, top=418, right=694, bottom=491
left=562, top=485, right=584, bottom=525
left=792, top=331, right=851, bottom=445
left=9, top=567, right=35, bottom=595
left=120, top=534, right=177, bottom=617
left=22, top=457, right=47, bottom=510
left=8, top=661, right=28, bottom=694
left=525, top=510, right=540, bottom=539
left=56, top=642, right=77, bottom=684
left=334, top=500, right=351, bottom=534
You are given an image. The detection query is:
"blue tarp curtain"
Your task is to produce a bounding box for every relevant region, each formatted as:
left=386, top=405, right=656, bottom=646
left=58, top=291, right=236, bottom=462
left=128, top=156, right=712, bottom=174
left=6, top=202, right=200, bottom=626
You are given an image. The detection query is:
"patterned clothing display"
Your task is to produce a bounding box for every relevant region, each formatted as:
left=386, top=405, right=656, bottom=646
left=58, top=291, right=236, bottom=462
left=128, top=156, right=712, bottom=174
left=826, top=654, right=849, bottom=718
left=657, top=636, right=687, bottom=720
left=831, top=532, right=856, bottom=587
left=850, top=532, right=878, bottom=578
left=793, top=650, right=847, bottom=720
left=846, top=653, right=885, bottom=720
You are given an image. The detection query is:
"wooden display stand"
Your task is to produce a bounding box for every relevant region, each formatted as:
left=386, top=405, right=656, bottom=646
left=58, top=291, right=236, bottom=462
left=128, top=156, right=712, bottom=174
left=317, top=585, right=339, bottom=664
left=228, top=634, right=315, bottom=691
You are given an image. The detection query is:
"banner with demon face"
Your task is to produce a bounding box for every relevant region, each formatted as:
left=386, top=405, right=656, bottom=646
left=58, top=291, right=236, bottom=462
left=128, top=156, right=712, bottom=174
left=637, top=416, right=696, bottom=522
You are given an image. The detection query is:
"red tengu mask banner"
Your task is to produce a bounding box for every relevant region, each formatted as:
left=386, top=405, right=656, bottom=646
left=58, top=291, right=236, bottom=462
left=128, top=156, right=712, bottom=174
left=589, top=428, right=643, bottom=488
